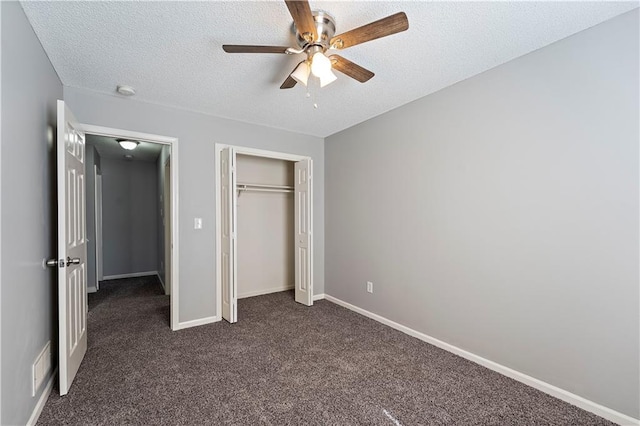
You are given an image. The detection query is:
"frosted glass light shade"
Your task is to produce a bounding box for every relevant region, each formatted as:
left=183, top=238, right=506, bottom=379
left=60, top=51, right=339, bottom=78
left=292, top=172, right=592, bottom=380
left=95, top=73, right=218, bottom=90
left=310, top=52, right=332, bottom=78
left=319, top=69, right=338, bottom=87
left=291, top=61, right=310, bottom=86
left=118, top=140, right=139, bottom=150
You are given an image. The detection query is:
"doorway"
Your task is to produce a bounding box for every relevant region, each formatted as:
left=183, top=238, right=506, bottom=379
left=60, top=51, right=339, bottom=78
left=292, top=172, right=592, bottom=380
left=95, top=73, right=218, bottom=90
left=215, top=144, right=313, bottom=324
left=80, top=124, right=180, bottom=330
left=85, top=135, right=171, bottom=294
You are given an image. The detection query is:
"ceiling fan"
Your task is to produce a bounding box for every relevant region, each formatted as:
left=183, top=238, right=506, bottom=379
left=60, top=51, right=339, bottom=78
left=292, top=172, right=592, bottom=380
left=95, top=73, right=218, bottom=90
left=222, top=0, right=409, bottom=89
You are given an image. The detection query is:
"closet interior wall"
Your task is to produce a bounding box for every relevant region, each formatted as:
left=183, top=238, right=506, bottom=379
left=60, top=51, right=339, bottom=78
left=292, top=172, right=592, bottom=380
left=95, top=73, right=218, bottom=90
left=236, top=154, right=295, bottom=298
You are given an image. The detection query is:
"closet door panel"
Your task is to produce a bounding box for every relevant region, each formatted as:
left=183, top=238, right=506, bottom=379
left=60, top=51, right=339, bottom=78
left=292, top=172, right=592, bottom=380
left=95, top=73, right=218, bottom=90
left=294, top=159, right=313, bottom=306
left=221, top=147, right=237, bottom=323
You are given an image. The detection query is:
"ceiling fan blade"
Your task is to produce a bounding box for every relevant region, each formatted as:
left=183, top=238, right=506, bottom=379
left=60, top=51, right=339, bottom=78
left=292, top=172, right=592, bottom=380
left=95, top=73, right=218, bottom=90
left=280, top=63, right=300, bottom=89
left=222, top=45, right=291, bottom=54
left=329, top=55, right=374, bottom=83
left=280, top=75, right=297, bottom=89
left=330, top=12, right=409, bottom=49
left=285, top=0, right=317, bottom=42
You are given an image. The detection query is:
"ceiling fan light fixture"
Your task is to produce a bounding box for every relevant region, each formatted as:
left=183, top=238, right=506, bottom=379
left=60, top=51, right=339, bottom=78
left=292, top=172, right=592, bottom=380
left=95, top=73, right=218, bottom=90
left=319, top=69, right=338, bottom=87
left=117, top=139, right=139, bottom=150
left=291, top=61, right=310, bottom=86
left=310, top=51, right=332, bottom=78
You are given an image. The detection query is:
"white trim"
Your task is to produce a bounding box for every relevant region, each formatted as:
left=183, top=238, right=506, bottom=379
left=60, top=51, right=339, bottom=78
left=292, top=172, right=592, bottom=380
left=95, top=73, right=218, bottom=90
left=103, top=271, right=158, bottom=281
left=226, top=145, right=309, bottom=162
left=0, top=6, right=3, bottom=420
left=313, top=293, right=325, bottom=301
left=238, top=285, right=294, bottom=299
left=79, top=124, right=177, bottom=145
left=215, top=143, right=313, bottom=321
left=77, top=123, right=180, bottom=331
left=93, top=165, right=99, bottom=289
left=26, top=368, right=57, bottom=426
left=215, top=146, right=221, bottom=322
left=174, top=315, right=221, bottom=331
left=323, top=295, right=639, bottom=426
left=87, top=286, right=97, bottom=294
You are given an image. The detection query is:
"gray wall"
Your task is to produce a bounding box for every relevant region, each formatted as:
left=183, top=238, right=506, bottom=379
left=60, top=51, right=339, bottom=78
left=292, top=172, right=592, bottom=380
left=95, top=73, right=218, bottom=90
left=84, top=144, right=101, bottom=291
left=63, top=86, right=325, bottom=323
left=0, top=2, right=63, bottom=424
left=157, top=145, right=170, bottom=287
left=325, top=10, right=639, bottom=419
left=101, top=157, right=158, bottom=277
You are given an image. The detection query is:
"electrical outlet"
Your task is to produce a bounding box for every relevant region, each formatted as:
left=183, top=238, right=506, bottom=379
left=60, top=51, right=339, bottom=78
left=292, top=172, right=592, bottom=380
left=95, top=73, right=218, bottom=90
left=367, top=281, right=373, bottom=293
left=194, top=218, right=203, bottom=229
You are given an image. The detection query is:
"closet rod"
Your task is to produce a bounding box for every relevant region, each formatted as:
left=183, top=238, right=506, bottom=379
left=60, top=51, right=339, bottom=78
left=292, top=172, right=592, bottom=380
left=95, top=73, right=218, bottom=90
left=238, top=187, right=293, bottom=194
left=237, top=182, right=293, bottom=190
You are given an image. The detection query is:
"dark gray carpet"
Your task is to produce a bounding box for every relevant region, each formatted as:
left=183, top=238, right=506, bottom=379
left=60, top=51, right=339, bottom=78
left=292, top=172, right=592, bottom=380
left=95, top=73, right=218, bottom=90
left=38, top=277, right=613, bottom=425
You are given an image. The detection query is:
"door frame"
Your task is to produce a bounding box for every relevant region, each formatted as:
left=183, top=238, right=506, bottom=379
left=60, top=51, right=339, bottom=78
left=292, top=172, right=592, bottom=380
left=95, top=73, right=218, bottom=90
left=214, top=143, right=313, bottom=321
left=79, top=124, right=181, bottom=330
left=94, top=165, right=102, bottom=291
left=163, top=156, right=171, bottom=296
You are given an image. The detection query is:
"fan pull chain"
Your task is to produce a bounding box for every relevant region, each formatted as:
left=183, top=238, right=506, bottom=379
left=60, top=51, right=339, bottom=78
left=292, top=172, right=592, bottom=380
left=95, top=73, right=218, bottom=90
left=305, top=79, right=319, bottom=109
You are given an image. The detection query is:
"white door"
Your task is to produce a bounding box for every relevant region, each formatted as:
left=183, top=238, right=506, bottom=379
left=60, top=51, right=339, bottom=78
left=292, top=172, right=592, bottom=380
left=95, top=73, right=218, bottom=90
left=57, top=100, right=88, bottom=395
left=221, top=147, right=238, bottom=323
left=294, top=159, right=313, bottom=306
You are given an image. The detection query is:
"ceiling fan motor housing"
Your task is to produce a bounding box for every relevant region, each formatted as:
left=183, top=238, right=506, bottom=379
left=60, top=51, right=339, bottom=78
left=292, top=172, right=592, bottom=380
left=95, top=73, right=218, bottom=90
left=294, top=10, right=336, bottom=50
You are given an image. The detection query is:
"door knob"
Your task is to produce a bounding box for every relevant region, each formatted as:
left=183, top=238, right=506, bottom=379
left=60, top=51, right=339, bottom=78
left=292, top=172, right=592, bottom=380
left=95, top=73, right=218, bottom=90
left=46, top=258, right=63, bottom=268
left=66, top=257, right=81, bottom=266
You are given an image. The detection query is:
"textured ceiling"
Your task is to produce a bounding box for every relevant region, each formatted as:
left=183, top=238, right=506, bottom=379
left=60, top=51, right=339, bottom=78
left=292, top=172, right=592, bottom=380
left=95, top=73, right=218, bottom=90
left=21, top=1, right=638, bottom=137
left=87, top=134, right=163, bottom=163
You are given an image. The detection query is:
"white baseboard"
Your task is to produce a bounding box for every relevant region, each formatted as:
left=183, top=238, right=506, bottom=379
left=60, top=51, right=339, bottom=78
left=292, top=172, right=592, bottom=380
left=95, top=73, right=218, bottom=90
left=87, top=286, right=97, bottom=294
left=173, top=315, right=220, bottom=331
left=313, top=293, right=325, bottom=301
left=323, top=295, right=639, bottom=426
left=103, top=271, right=158, bottom=281
left=238, top=285, right=293, bottom=299
left=27, top=367, right=57, bottom=426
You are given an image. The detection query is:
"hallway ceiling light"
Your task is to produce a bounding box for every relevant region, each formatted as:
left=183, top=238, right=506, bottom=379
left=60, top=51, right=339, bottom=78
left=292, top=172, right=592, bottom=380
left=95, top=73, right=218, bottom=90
left=117, top=139, right=139, bottom=150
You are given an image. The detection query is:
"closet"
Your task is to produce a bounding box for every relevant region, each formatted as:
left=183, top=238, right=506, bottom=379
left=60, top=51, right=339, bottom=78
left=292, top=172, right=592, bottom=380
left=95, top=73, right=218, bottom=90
left=236, top=155, right=295, bottom=299
left=218, top=146, right=313, bottom=324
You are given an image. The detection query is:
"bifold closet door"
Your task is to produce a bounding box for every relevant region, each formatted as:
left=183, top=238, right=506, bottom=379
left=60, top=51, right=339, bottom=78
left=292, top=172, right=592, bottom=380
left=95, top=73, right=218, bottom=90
left=294, top=158, right=313, bottom=306
left=221, top=147, right=238, bottom=323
